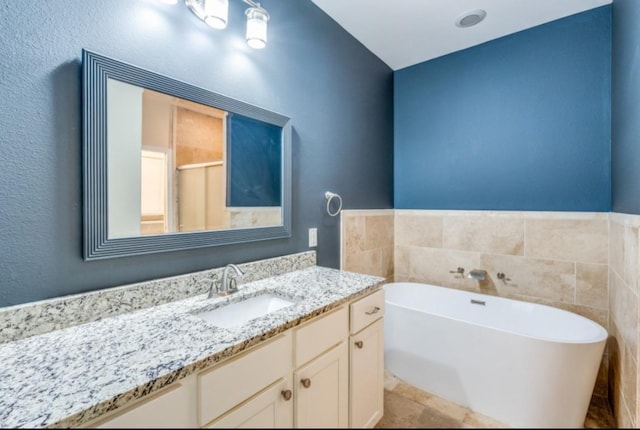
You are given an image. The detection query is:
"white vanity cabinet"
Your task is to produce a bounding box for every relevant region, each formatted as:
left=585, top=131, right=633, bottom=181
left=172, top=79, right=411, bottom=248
left=80, top=289, right=384, bottom=429
left=349, top=289, right=385, bottom=428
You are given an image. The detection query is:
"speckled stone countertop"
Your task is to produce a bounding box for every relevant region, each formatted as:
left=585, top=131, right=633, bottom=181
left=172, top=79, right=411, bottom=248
left=0, top=266, right=384, bottom=428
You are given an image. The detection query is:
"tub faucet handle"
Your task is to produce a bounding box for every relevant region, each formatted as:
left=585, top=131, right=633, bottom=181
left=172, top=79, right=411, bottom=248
left=449, top=267, right=465, bottom=275
left=496, top=272, right=511, bottom=284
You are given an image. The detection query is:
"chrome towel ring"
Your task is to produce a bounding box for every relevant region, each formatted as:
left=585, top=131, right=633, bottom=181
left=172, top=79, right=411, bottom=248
left=325, top=191, right=343, bottom=217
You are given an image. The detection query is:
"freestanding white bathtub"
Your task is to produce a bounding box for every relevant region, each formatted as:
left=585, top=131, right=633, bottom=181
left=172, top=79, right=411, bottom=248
left=383, top=282, right=608, bottom=428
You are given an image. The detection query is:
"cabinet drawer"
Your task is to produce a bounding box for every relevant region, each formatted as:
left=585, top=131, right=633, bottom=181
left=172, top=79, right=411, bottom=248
left=92, top=383, right=193, bottom=428
left=198, top=332, right=292, bottom=426
left=350, top=289, right=385, bottom=334
left=294, top=306, right=348, bottom=367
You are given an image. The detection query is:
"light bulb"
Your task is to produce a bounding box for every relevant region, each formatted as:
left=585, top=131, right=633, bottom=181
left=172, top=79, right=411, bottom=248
left=245, top=6, right=269, bottom=49
left=204, top=0, right=228, bottom=29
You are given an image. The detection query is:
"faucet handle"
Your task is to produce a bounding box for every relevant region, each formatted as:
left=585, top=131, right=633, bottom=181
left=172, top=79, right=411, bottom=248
left=199, top=275, right=221, bottom=299
left=496, top=272, right=511, bottom=284
left=227, top=277, right=239, bottom=294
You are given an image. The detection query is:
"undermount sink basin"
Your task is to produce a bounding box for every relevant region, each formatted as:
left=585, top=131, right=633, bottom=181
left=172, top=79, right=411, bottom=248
left=195, top=293, right=298, bottom=329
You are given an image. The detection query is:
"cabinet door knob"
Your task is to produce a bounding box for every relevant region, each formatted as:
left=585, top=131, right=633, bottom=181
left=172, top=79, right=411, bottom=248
left=281, top=389, right=292, bottom=401
left=355, top=340, right=364, bottom=349
left=301, top=378, right=311, bottom=388
left=365, top=306, right=380, bottom=315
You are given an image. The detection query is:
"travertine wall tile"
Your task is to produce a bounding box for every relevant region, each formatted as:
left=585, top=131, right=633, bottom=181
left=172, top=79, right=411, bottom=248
left=608, top=321, right=623, bottom=426
left=480, top=254, right=576, bottom=303
left=394, top=246, right=411, bottom=278
left=443, top=215, right=524, bottom=256
left=573, top=305, right=609, bottom=332
left=610, top=220, right=625, bottom=280
left=576, top=263, right=608, bottom=308
left=619, top=404, right=634, bottom=429
left=525, top=218, right=608, bottom=264
left=610, top=270, right=638, bottom=358
left=343, top=215, right=366, bottom=256
left=345, top=248, right=381, bottom=277
left=621, top=343, right=638, bottom=427
left=365, top=215, right=394, bottom=250
left=624, top=225, right=639, bottom=295
left=637, top=347, right=640, bottom=429
left=391, top=274, right=411, bottom=282
left=381, top=246, right=394, bottom=278
left=341, top=211, right=394, bottom=279
left=409, top=247, right=481, bottom=291
left=608, top=214, right=640, bottom=429
left=395, top=213, right=442, bottom=248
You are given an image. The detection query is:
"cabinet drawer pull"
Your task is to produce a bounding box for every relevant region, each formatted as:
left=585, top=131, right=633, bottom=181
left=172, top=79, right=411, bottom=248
left=354, top=340, right=364, bottom=349
left=281, top=389, right=292, bottom=401
left=301, top=378, right=311, bottom=389
left=365, top=306, right=380, bottom=315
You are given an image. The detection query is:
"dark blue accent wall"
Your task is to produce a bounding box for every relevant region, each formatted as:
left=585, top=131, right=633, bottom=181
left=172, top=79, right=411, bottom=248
left=394, top=6, right=612, bottom=211
left=0, top=0, right=393, bottom=306
left=612, top=0, right=640, bottom=214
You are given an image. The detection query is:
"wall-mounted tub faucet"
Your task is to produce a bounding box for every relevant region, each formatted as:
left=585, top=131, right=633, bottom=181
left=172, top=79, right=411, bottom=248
left=467, top=269, right=487, bottom=281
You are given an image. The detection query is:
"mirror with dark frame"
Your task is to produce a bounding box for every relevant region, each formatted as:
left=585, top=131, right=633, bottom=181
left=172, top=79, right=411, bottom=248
left=82, top=49, right=292, bottom=260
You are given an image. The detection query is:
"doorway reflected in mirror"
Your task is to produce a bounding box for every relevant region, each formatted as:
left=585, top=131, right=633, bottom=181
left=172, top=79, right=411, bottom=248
left=107, top=82, right=282, bottom=238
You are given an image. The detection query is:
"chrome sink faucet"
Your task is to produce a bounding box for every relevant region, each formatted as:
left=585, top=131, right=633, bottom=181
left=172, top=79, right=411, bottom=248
left=218, top=264, right=245, bottom=296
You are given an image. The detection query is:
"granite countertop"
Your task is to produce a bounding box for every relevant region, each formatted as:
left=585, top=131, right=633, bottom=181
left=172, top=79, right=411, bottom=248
left=0, top=266, right=384, bottom=428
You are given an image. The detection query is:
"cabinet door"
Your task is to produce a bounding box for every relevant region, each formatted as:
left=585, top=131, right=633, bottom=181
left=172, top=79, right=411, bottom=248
left=350, top=319, right=384, bottom=428
left=294, top=341, right=349, bottom=428
left=205, top=378, right=293, bottom=428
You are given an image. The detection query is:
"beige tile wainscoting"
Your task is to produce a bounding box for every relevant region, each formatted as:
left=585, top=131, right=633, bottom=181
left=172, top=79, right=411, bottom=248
left=341, top=209, right=639, bottom=428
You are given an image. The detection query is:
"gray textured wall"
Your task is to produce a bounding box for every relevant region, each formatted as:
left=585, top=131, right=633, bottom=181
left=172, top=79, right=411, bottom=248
left=0, top=0, right=393, bottom=306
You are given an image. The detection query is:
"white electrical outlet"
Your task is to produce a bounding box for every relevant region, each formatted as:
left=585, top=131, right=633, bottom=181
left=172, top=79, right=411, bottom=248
left=308, top=228, right=318, bottom=248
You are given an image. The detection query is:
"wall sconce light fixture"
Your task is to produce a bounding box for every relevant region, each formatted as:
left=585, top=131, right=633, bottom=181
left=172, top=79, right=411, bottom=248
left=181, top=0, right=270, bottom=49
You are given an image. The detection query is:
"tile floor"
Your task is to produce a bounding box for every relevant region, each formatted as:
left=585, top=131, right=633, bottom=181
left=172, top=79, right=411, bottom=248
left=376, top=371, right=616, bottom=428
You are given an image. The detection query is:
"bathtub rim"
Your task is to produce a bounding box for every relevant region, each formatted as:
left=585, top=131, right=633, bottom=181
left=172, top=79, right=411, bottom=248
left=383, top=281, right=608, bottom=345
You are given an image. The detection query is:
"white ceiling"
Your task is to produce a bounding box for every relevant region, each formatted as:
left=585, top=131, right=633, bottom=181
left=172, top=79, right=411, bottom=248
left=310, top=0, right=612, bottom=71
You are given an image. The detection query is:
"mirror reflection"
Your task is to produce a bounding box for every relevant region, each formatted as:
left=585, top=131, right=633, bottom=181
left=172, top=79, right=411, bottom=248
left=107, top=79, right=282, bottom=239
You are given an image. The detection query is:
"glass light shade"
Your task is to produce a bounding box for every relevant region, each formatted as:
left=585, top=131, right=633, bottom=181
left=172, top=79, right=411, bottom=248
left=204, top=0, right=228, bottom=29
left=245, top=7, right=269, bottom=49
